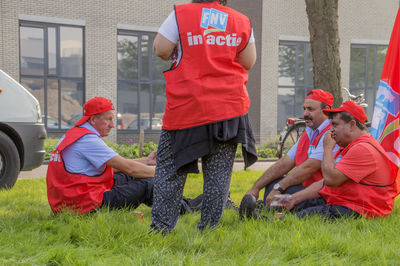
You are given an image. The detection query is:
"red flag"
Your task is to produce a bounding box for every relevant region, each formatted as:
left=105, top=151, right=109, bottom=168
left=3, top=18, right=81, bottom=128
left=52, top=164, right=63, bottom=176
left=370, top=9, right=400, bottom=167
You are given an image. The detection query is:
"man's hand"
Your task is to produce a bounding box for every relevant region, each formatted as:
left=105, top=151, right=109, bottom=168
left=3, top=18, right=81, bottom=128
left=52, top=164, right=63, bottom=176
left=281, top=195, right=296, bottom=210
left=322, top=131, right=349, bottom=187
left=144, top=151, right=157, bottom=166
left=265, top=189, right=281, bottom=206
left=107, top=155, right=155, bottom=178
left=323, top=131, right=336, bottom=151
left=246, top=188, right=260, bottom=200
left=244, top=156, right=296, bottom=201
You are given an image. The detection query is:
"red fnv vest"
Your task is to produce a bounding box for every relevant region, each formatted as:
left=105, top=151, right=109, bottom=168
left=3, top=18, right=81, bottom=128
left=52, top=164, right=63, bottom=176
left=162, top=2, right=252, bottom=130
left=46, top=127, right=114, bottom=214
left=319, top=134, right=399, bottom=218
left=295, top=124, right=331, bottom=187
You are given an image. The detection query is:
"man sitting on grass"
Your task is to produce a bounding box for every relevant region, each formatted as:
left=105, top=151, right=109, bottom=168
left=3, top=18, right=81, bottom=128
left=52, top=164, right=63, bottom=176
left=280, top=101, right=399, bottom=218
left=46, top=97, right=214, bottom=214
left=239, top=89, right=337, bottom=218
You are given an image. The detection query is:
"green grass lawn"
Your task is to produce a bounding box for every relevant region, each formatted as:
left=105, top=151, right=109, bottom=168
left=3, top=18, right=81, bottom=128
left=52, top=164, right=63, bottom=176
left=1, top=171, right=400, bottom=265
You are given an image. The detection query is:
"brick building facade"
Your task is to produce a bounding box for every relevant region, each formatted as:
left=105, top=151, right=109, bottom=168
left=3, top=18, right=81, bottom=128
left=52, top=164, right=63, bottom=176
left=0, top=0, right=398, bottom=143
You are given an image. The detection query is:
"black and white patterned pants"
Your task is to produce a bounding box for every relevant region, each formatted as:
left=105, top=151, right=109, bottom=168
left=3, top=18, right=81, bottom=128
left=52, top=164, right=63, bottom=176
left=151, top=130, right=237, bottom=232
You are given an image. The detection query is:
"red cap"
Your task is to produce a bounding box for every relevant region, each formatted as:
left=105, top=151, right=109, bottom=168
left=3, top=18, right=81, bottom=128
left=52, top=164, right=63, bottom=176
left=323, top=101, right=367, bottom=124
left=305, top=89, right=334, bottom=108
left=75, top=97, right=114, bottom=126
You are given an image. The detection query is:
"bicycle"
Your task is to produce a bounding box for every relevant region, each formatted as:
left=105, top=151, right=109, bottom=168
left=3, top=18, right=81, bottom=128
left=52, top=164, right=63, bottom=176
left=276, top=88, right=369, bottom=158
left=276, top=117, right=306, bottom=159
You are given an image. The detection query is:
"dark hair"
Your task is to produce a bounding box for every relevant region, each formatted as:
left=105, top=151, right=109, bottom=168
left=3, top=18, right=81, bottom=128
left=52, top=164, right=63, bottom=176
left=192, top=0, right=227, bottom=6
left=321, top=102, right=330, bottom=110
left=329, top=111, right=366, bottom=130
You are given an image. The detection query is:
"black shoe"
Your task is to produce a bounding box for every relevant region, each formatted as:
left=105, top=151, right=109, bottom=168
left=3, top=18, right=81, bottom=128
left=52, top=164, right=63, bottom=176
left=180, top=198, right=192, bottom=215
left=188, top=194, right=204, bottom=211
left=225, top=197, right=239, bottom=213
left=181, top=194, right=204, bottom=214
left=256, top=200, right=267, bottom=211
left=239, top=194, right=257, bottom=219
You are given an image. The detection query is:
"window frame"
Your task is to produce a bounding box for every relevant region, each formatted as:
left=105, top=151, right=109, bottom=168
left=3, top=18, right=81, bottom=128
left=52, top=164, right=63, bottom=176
left=19, top=21, right=86, bottom=132
left=277, top=41, right=314, bottom=131
left=349, top=43, right=388, bottom=119
left=117, top=29, right=168, bottom=133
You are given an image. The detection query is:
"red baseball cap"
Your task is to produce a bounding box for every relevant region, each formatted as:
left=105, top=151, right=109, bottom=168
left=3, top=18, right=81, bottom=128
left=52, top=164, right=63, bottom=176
left=323, top=101, right=367, bottom=124
left=305, top=89, right=334, bottom=108
left=75, top=97, right=114, bottom=126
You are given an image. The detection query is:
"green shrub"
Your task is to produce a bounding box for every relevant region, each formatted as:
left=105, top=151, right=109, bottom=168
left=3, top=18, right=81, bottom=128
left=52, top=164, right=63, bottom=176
left=256, top=137, right=279, bottom=159
left=44, top=138, right=60, bottom=161
left=235, top=137, right=279, bottom=159
left=45, top=137, right=279, bottom=160
left=107, top=142, right=140, bottom=158
left=104, top=141, right=158, bottom=158
left=45, top=138, right=158, bottom=160
left=142, top=141, right=158, bottom=156
left=256, top=147, right=277, bottom=158
left=235, top=144, right=243, bottom=158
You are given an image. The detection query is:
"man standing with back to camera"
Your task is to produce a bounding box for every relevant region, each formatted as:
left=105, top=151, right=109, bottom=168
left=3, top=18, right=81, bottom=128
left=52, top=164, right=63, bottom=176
left=151, top=0, right=257, bottom=233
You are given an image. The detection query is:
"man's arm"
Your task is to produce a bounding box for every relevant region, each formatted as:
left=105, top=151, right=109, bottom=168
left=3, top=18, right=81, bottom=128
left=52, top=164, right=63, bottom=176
left=133, top=151, right=157, bottom=166
left=278, top=158, right=321, bottom=190
left=246, top=155, right=295, bottom=199
left=153, top=33, right=176, bottom=61
left=265, top=158, right=321, bottom=205
left=238, top=42, right=256, bottom=70
left=322, top=131, right=349, bottom=187
left=106, top=156, right=155, bottom=178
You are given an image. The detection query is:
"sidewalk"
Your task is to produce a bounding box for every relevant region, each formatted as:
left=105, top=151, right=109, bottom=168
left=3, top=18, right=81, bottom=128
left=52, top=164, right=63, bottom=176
left=18, top=159, right=276, bottom=179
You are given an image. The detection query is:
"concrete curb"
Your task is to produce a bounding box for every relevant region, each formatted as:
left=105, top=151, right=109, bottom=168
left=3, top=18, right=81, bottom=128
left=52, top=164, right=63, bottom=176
left=42, top=158, right=278, bottom=165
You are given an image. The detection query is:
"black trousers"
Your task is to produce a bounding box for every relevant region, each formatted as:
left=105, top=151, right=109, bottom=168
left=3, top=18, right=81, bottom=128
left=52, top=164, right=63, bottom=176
left=102, top=172, right=154, bottom=209
left=263, top=177, right=322, bottom=212
left=296, top=204, right=361, bottom=219
left=263, top=177, right=360, bottom=218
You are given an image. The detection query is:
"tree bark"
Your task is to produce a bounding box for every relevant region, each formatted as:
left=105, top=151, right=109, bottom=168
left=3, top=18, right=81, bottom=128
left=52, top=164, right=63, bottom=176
left=305, top=0, right=342, bottom=107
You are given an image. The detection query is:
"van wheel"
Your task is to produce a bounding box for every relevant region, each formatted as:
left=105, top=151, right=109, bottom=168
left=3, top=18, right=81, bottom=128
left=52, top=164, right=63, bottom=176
left=0, top=131, right=20, bottom=189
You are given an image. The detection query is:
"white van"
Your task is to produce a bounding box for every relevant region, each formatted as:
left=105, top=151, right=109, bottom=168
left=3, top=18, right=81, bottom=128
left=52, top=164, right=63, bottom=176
left=0, top=69, right=46, bottom=188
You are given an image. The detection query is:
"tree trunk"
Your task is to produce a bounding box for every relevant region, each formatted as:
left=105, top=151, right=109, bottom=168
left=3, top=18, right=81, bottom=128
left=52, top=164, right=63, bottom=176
left=305, top=0, right=342, bottom=107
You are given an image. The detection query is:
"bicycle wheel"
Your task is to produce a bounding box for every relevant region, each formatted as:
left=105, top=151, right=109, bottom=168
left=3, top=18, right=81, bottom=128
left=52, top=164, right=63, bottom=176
left=278, top=122, right=306, bottom=158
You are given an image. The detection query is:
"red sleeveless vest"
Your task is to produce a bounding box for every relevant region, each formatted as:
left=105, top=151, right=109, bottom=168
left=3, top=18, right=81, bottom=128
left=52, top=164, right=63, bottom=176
left=295, top=124, right=331, bottom=187
left=46, top=127, right=114, bottom=214
left=162, top=2, right=252, bottom=130
left=319, top=134, right=399, bottom=218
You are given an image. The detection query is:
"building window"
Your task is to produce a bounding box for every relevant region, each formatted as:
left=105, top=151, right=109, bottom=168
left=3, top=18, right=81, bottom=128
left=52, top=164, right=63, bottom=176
left=117, top=30, right=170, bottom=131
left=349, top=44, right=387, bottom=119
left=277, top=41, right=313, bottom=131
left=19, top=21, right=85, bottom=131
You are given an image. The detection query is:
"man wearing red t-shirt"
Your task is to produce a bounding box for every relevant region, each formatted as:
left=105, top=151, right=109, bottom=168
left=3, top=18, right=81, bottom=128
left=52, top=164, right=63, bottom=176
left=281, top=101, right=398, bottom=218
